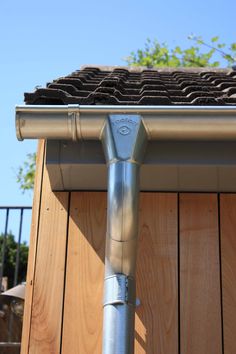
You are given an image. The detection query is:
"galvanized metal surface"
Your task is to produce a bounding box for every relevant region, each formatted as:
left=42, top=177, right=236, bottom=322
left=46, top=139, right=236, bottom=192
left=103, top=275, right=135, bottom=306
left=16, top=105, right=236, bottom=141
left=103, top=304, right=135, bottom=354
left=101, top=115, right=147, bottom=354
left=0, top=342, right=21, bottom=347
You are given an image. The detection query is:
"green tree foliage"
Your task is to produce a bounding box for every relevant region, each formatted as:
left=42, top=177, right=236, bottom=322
left=0, top=233, right=28, bottom=288
left=17, top=153, right=36, bottom=193
left=125, top=35, right=236, bottom=68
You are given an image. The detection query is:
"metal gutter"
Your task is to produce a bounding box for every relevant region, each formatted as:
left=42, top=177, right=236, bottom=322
left=16, top=105, right=236, bottom=141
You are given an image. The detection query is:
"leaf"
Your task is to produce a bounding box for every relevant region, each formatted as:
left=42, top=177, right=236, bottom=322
left=224, top=54, right=234, bottom=63
left=212, top=61, right=220, bottom=67
left=16, top=152, right=36, bottom=192
left=231, top=43, right=236, bottom=51
left=211, top=36, right=219, bottom=43
left=174, top=46, right=182, bottom=54
left=197, top=39, right=204, bottom=45
left=217, top=43, right=226, bottom=49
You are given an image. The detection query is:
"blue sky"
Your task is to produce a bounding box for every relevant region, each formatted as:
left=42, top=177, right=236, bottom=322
left=0, top=0, right=235, bottom=240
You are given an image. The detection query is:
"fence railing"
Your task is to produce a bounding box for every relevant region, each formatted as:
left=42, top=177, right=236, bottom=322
left=0, top=207, right=32, bottom=292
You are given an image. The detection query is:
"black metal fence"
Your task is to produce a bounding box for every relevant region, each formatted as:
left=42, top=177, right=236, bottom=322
left=0, top=207, right=32, bottom=292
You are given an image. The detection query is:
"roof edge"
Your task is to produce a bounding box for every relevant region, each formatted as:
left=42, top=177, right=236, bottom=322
left=80, top=64, right=232, bottom=73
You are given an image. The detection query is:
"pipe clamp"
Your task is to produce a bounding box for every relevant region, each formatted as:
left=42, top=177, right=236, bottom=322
left=103, top=274, right=135, bottom=306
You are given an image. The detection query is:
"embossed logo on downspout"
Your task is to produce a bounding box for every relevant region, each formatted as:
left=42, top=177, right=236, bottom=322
left=118, top=125, right=131, bottom=135
left=113, top=117, right=138, bottom=136
left=112, top=117, right=138, bottom=126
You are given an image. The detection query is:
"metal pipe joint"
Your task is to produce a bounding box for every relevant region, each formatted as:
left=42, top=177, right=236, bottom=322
left=103, top=275, right=135, bottom=307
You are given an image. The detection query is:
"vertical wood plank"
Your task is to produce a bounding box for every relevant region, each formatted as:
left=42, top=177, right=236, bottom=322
left=61, top=192, right=106, bottom=354
left=28, top=160, right=69, bottom=353
left=180, top=193, right=222, bottom=354
left=135, top=193, right=178, bottom=354
left=220, top=194, right=236, bottom=354
left=62, top=192, right=178, bottom=354
left=21, top=140, right=45, bottom=354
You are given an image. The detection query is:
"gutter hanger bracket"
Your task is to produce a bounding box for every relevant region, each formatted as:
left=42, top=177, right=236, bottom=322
left=68, top=107, right=79, bottom=141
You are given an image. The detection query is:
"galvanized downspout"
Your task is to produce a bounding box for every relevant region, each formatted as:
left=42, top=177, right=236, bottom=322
left=101, top=115, right=147, bottom=354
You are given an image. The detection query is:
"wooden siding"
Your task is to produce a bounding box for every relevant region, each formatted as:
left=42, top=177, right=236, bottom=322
left=179, top=194, right=222, bottom=354
left=21, top=140, right=45, bottom=354
left=21, top=143, right=236, bottom=354
left=220, top=195, right=236, bottom=354
left=61, top=192, right=106, bottom=354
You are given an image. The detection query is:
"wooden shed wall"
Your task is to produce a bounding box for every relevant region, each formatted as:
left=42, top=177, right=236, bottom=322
left=21, top=141, right=236, bottom=354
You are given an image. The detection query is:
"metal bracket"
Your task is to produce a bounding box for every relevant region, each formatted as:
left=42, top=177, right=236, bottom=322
left=68, top=106, right=80, bottom=141
left=103, top=274, right=135, bottom=307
